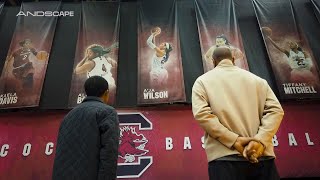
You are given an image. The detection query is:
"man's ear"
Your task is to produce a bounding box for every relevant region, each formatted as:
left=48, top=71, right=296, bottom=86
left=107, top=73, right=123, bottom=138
left=103, top=90, right=109, bottom=102
left=104, top=90, right=109, bottom=97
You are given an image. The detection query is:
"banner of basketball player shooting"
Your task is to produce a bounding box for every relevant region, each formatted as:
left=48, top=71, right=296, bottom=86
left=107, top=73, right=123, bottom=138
left=68, top=2, right=120, bottom=107
left=253, top=0, right=320, bottom=100
left=0, top=2, right=60, bottom=109
left=137, top=0, right=186, bottom=104
left=311, top=0, right=320, bottom=23
left=195, top=0, right=249, bottom=73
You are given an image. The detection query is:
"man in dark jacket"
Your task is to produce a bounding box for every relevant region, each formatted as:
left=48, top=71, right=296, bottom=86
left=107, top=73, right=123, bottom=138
left=52, top=76, right=119, bottom=180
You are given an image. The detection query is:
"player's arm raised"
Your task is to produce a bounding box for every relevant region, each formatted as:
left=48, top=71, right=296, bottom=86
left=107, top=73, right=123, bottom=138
left=266, top=36, right=289, bottom=56
left=74, top=57, right=95, bottom=74
left=147, top=31, right=165, bottom=57
left=204, top=46, right=214, bottom=62
left=233, top=47, right=244, bottom=61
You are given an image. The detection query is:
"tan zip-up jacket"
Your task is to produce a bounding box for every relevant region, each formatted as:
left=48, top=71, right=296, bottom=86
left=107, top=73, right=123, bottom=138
left=192, top=59, right=284, bottom=162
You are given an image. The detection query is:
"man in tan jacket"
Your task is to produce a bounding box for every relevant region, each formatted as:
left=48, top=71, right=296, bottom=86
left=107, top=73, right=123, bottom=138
left=192, top=46, right=284, bottom=180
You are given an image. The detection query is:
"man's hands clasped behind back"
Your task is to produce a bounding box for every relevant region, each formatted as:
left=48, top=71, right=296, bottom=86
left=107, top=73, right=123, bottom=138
left=233, top=137, right=265, bottom=163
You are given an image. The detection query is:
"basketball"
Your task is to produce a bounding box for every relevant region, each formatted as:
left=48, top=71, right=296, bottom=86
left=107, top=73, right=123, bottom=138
left=151, top=26, right=161, bottom=34
left=36, top=51, right=48, bottom=61
left=261, top=27, right=272, bottom=36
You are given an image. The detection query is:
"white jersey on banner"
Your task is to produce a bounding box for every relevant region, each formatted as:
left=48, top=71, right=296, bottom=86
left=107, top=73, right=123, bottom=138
left=288, top=50, right=313, bottom=70
left=147, top=34, right=168, bottom=86
left=87, top=56, right=116, bottom=88
left=150, top=54, right=168, bottom=85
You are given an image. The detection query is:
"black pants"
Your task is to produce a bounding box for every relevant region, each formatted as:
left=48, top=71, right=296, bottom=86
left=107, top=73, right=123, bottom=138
left=208, top=159, right=280, bottom=180
left=22, top=73, right=34, bottom=89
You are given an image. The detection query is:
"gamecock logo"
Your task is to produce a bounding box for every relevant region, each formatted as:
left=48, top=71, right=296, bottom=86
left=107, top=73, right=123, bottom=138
left=119, top=126, right=148, bottom=162
left=117, top=113, right=153, bottom=179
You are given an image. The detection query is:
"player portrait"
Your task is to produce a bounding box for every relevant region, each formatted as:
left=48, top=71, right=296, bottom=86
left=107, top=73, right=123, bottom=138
left=69, top=41, right=119, bottom=106
left=74, top=43, right=118, bottom=92
left=3, top=38, right=48, bottom=94
left=203, top=34, right=246, bottom=71
left=262, top=26, right=319, bottom=87
left=137, top=0, right=186, bottom=104
left=67, top=2, right=120, bottom=107
left=146, top=27, right=173, bottom=88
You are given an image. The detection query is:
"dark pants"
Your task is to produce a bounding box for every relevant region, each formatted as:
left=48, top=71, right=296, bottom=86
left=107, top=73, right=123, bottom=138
left=22, top=73, right=34, bottom=89
left=12, top=62, right=34, bottom=89
left=208, top=159, right=280, bottom=180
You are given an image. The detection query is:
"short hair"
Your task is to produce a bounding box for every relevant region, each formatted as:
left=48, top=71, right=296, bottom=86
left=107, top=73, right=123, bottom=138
left=216, top=34, right=229, bottom=45
left=19, top=39, right=32, bottom=47
left=212, top=46, right=233, bottom=61
left=84, top=76, right=109, bottom=97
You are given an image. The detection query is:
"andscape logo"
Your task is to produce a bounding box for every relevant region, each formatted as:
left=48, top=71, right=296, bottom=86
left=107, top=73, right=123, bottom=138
left=16, top=11, right=74, bottom=17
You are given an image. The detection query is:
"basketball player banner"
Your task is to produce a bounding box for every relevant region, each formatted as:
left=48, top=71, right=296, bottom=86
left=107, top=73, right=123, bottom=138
left=311, top=0, right=320, bottom=23
left=68, top=1, right=120, bottom=107
left=137, top=0, right=186, bottom=105
left=0, top=2, right=60, bottom=109
left=253, top=0, right=320, bottom=100
left=195, top=0, right=249, bottom=73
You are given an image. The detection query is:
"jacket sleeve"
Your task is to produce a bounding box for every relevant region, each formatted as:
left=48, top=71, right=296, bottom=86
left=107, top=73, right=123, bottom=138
left=192, top=79, right=239, bottom=149
left=97, top=109, right=120, bottom=180
left=254, top=80, right=284, bottom=147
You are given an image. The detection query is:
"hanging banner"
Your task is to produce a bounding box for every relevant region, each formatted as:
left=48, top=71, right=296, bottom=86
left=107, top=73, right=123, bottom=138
left=0, top=2, right=60, bottom=109
left=137, top=0, right=186, bottom=104
left=195, top=0, right=249, bottom=73
left=253, top=0, right=320, bottom=100
left=311, top=0, right=320, bottom=23
left=68, top=2, right=120, bottom=107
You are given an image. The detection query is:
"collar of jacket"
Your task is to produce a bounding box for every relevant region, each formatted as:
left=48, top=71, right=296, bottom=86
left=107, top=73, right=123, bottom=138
left=216, top=59, right=235, bottom=68
left=82, top=96, right=104, bottom=103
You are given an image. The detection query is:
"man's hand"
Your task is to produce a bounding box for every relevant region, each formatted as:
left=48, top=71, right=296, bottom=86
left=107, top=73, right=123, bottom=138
left=232, top=137, right=254, bottom=155
left=243, top=140, right=265, bottom=163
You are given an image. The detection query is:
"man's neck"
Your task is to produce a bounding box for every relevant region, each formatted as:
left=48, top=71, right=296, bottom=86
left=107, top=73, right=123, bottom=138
left=216, top=59, right=234, bottom=66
